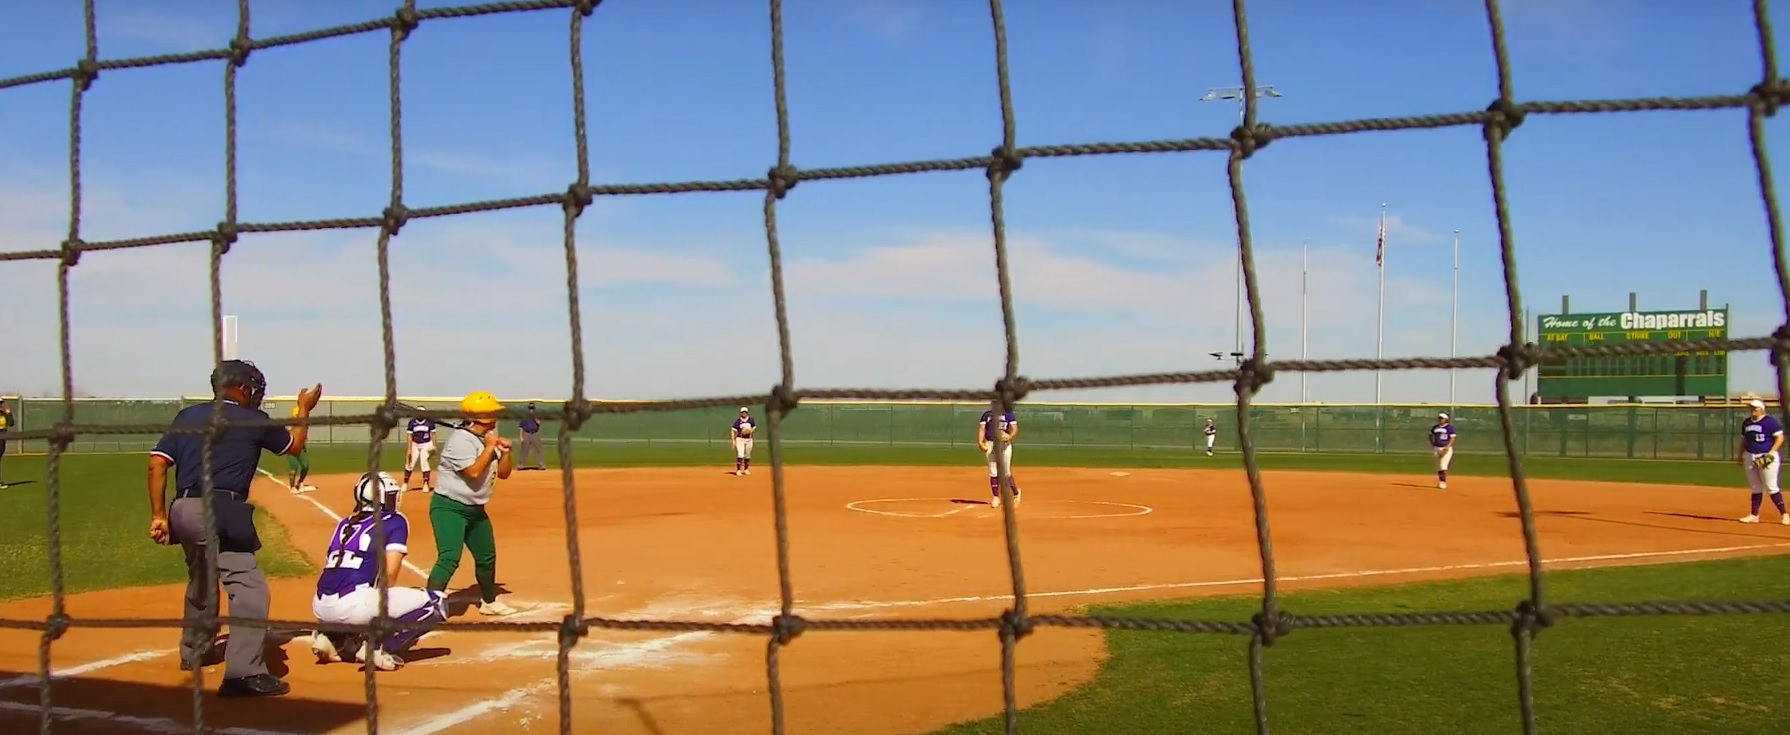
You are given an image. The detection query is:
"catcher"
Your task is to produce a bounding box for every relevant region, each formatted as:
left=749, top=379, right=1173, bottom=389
left=1738, top=399, right=1788, bottom=525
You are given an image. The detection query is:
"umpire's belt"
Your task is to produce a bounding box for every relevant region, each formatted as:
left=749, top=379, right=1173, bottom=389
left=174, top=487, right=248, bottom=502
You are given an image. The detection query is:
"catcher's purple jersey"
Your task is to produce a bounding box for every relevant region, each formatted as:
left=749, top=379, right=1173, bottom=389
left=316, top=512, right=410, bottom=598
left=1743, top=414, right=1784, bottom=454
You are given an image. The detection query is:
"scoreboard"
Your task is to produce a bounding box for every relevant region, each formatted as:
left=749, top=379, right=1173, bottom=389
left=1535, top=308, right=1729, bottom=399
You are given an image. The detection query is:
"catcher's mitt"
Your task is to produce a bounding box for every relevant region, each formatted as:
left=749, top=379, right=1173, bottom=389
left=1753, top=454, right=1776, bottom=470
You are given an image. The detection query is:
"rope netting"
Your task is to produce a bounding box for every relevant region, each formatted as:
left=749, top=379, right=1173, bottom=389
left=4, top=0, right=1790, bottom=733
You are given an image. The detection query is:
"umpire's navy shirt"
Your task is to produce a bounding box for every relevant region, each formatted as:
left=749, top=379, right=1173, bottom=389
left=151, top=400, right=292, bottom=499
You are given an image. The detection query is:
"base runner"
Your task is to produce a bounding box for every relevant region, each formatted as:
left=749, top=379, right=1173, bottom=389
left=1738, top=399, right=1789, bottom=525
left=730, top=407, right=756, bottom=476
left=978, top=407, right=1020, bottom=508
left=287, top=406, right=314, bottom=492
left=403, top=408, right=436, bottom=492
left=310, top=472, right=447, bottom=671
left=1431, top=412, right=1456, bottom=490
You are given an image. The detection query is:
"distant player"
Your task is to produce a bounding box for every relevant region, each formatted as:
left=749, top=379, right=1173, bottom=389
left=730, top=407, right=756, bottom=476
left=287, top=406, right=314, bottom=492
left=0, top=401, right=12, bottom=488
left=403, top=407, right=436, bottom=492
left=978, top=407, right=1020, bottom=508
left=1203, top=418, right=1217, bottom=457
left=1430, top=412, right=1456, bottom=490
left=310, top=471, right=448, bottom=671
left=1738, top=399, right=1789, bottom=525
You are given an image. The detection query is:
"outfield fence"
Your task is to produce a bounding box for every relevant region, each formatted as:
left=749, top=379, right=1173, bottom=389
left=0, top=396, right=1759, bottom=461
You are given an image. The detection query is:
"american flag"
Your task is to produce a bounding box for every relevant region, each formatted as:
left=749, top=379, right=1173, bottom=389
left=1374, top=215, right=1385, bottom=267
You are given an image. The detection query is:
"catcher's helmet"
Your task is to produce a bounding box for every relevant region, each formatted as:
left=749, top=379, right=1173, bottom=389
left=353, top=471, right=403, bottom=514
left=211, top=359, right=268, bottom=409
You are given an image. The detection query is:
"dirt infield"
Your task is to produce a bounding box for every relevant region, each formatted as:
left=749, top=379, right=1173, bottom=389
left=2, top=464, right=1786, bottom=734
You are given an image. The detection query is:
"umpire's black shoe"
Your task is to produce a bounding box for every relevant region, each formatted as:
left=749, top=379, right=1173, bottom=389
left=217, top=674, right=290, bottom=699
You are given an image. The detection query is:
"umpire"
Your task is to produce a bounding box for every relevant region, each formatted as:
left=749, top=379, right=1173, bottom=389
left=147, top=360, right=320, bottom=698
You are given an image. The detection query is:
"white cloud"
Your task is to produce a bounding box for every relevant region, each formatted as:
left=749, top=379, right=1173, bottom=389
left=840, top=0, right=925, bottom=44
left=263, top=121, right=558, bottom=188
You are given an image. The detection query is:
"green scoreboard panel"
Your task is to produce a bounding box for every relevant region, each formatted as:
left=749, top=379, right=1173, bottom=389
left=1536, top=308, right=1730, bottom=398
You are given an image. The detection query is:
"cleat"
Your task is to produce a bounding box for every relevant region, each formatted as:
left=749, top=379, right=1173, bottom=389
left=217, top=674, right=289, bottom=699
left=989, top=494, right=1001, bottom=509
left=356, top=642, right=404, bottom=671
left=310, top=632, right=344, bottom=664
left=1740, top=514, right=1761, bottom=524
left=1438, top=482, right=1447, bottom=490
left=479, top=599, right=518, bottom=617
left=1781, top=514, right=1789, bottom=526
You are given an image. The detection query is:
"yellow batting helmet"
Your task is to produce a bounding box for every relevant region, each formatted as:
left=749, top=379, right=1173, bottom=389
left=461, top=391, right=505, bottom=418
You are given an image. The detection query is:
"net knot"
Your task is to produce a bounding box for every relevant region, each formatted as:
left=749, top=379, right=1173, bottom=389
left=367, top=614, right=396, bottom=645
left=381, top=205, right=410, bottom=236
left=994, top=376, right=1030, bottom=407
left=997, top=608, right=1034, bottom=641
left=1484, top=98, right=1525, bottom=141
left=49, top=421, right=77, bottom=453
left=767, top=165, right=800, bottom=200
left=1751, top=79, right=1790, bottom=117
left=392, top=7, right=421, bottom=41
left=228, top=36, right=253, bottom=67
left=575, top=0, right=601, bottom=17
left=370, top=403, right=399, bottom=437
left=1233, top=357, right=1274, bottom=395
left=563, top=183, right=595, bottom=217
left=987, top=146, right=1024, bottom=183
left=558, top=614, right=589, bottom=647
left=1497, top=342, right=1535, bottom=380
left=562, top=397, right=593, bottom=431
left=42, top=612, right=70, bottom=643
left=1512, top=599, right=1554, bottom=637
left=72, top=59, right=98, bottom=92
left=58, top=237, right=82, bottom=268
left=212, top=222, right=239, bottom=256
left=1770, top=323, right=1790, bottom=367
left=768, top=384, right=800, bottom=416
left=770, top=613, right=805, bottom=646
left=1230, top=123, right=1272, bottom=159
left=1251, top=608, right=1292, bottom=646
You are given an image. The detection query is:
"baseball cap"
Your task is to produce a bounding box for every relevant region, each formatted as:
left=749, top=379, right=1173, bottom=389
left=739, top=406, right=750, bottom=412
left=1749, top=399, right=1766, bottom=409
left=1438, top=412, right=1449, bottom=420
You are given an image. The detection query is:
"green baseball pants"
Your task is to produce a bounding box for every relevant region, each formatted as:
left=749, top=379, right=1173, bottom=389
left=425, top=493, right=499, bottom=603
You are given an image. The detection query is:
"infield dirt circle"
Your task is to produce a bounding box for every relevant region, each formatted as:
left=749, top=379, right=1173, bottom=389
left=1, top=465, right=1785, bottom=734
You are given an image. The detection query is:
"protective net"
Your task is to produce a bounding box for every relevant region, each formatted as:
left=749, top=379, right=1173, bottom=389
left=2, top=0, right=1789, bottom=734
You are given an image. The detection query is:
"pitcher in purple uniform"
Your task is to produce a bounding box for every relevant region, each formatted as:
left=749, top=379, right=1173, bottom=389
left=1738, top=399, right=1789, bottom=525
left=730, top=407, right=757, bottom=476
left=310, top=471, right=448, bottom=671
left=978, top=408, right=1020, bottom=508
left=402, top=410, right=436, bottom=492
left=1430, top=413, right=1456, bottom=490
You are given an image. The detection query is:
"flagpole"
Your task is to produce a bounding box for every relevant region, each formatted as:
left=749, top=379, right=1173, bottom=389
left=1450, top=229, right=1460, bottom=406
left=1300, top=240, right=1309, bottom=404
left=1375, top=203, right=1386, bottom=406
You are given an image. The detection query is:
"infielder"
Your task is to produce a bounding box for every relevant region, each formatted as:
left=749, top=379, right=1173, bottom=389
left=1738, top=399, right=1789, bottom=525
left=287, top=406, right=314, bottom=493
left=310, top=471, right=448, bottom=671
left=730, top=407, right=756, bottom=476
left=1430, top=412, right=1456, bottom=490
left=0, top=401, right=12, bottom=488
left=403, top=408, right=436, bottom=492
left=426, top=391, right=517, bottom=617
left=978, top=407, right=1020, bottom=508
left=1203, top=418, right=1217, bottom=456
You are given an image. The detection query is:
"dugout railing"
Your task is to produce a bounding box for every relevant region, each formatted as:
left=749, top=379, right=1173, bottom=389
left=0, top=396, right=1760, bottom=461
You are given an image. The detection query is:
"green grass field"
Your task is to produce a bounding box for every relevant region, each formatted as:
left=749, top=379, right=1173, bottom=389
left=0, top=444, right=1778, bottom=733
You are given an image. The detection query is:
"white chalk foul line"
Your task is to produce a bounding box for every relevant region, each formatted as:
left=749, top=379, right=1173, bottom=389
left=257, top=469, right=431, bottom=582
left=0, top=699, right=304, bottom=735
left=0, top=650, right=166, bottom=691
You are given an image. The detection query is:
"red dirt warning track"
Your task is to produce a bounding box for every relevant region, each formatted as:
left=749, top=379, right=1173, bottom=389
left=1, top=466, right=1785, bottom=734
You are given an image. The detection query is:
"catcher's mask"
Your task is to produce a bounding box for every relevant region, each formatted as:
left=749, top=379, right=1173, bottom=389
left=212, top=359, right=268, bottom=409
left=354, top=471, right=404, bottom=514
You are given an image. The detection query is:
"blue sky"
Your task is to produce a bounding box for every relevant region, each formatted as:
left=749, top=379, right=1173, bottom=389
left=1, top=0, right=1786, bottom=406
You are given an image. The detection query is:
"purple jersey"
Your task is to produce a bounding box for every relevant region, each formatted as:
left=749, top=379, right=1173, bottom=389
left=732, top=417, right=756, bottom=435
left=980, top=410, right=1017, bottom=442
left=1430, top=422, right=1456, bottom=448
left=408, top=419, right=434, bottom=445
left=316, top=512, right=411, bottom=598
left=1204, top=424, right=1217, bottom=436
left=1743, top=414, right=1784, bottom=454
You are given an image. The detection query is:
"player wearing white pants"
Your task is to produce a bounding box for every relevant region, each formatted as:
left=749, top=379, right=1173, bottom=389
left=309, top=472, right=447, bottom=670
left=1429, top=412, right=1457, bottom=490
left=730, top=407, right=757, bottom=476
left=1203, top=419, right=1217, bottom=456
left=1738, top=399, right=1789, bottom=525
left=978, top=408, right=1020, bottom=508
left=402, top=413, right=437, bottom=492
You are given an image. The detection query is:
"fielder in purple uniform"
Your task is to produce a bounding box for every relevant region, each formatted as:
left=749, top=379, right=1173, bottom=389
left=1430, top=413, right=1456, bottom=490
left=402, top=411, right=435, bottom=492
left=1203, top=418, right=1217, bottom=457
left=310, top=472, right=448, bottom=671
left=1738, top=399, right=1789, bottom=525
left=978, top=408, right=1020, bottom=508
left=730, top=407, right=757, bottom=476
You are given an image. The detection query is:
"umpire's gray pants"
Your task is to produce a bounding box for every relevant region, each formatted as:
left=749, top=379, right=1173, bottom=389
left=169, top=498, right=270, bottom=679
left=518, top=431, right=546, bottom=468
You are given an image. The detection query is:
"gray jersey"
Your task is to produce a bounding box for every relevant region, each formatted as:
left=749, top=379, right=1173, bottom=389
left=434, top=427, right=497, bottom=505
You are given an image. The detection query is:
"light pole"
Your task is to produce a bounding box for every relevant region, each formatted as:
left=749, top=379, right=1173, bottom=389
left=1201, top=85, right=1283, bottom=362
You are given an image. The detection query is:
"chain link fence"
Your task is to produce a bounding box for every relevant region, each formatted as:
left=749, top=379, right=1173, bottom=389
left=4, top=0, right=1790, bottom=733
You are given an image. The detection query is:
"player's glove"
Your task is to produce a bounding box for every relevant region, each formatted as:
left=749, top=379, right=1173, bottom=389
left=1754, top=454, right=1777, bottom=470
